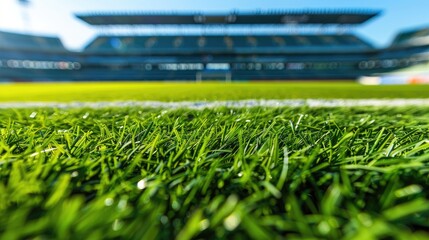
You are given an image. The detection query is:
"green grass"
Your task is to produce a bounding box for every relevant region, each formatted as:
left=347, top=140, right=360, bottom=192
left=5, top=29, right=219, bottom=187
left=1, top=106, right=429, bottom=239
left=1, top=82, right=429, bottom=102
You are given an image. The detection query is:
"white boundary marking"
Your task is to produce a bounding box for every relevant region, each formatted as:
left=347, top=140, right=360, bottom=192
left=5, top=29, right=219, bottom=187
left=1, top=99, right=429, bottom=109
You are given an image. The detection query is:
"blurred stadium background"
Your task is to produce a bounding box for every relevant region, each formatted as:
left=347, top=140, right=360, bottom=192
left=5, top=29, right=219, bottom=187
left=0, top=1, right=428, bottom=84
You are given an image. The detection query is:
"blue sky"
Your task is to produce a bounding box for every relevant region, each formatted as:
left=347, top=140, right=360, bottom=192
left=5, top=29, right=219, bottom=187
left=0, top=0, right=428, bottom=50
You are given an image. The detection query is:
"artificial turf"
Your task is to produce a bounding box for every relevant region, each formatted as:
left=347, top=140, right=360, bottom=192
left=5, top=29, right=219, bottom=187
left=1, top=106, right=429, bottom=239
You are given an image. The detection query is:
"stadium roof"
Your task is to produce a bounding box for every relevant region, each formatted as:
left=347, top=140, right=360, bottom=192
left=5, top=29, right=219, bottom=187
left=391, top=26, right=429, bottom=47
left=75, top=10, right=381, bottom=26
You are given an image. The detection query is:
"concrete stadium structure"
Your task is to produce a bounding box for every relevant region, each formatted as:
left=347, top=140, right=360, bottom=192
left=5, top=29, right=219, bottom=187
left=0, top=10, right=428, bottom=81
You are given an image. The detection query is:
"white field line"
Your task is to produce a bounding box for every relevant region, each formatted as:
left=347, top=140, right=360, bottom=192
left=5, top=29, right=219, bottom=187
left=1, top=99, right=429, bottom=109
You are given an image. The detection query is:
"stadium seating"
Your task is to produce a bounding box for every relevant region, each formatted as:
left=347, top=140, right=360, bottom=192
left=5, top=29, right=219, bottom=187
left=0, top=31, right=66, bottom=52
left=84, top=34, right=373, bottom=54
left=391, top=27, right=429, bottom=47
left=0, top=14, right=427, bottom=82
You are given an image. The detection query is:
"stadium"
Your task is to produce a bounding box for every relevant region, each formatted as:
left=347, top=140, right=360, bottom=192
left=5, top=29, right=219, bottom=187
left=0, top=9, right=428, bottom=82
left=1, top=1, right=429, bottom=239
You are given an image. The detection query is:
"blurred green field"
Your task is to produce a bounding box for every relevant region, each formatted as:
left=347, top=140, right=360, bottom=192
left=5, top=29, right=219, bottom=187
left=1, top=81, right=429, bottom=102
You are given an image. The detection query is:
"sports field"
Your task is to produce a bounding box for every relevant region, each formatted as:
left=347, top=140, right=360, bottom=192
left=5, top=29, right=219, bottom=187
left=1, top=81, right=429, bottom=102
left=1, top=82, right=429, bottom=239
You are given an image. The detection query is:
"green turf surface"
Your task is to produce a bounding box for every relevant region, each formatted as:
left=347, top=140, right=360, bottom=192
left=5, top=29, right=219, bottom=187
left=1, top=82, right=429, bottom=102
left=1, top=106, right=429, bottom=239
